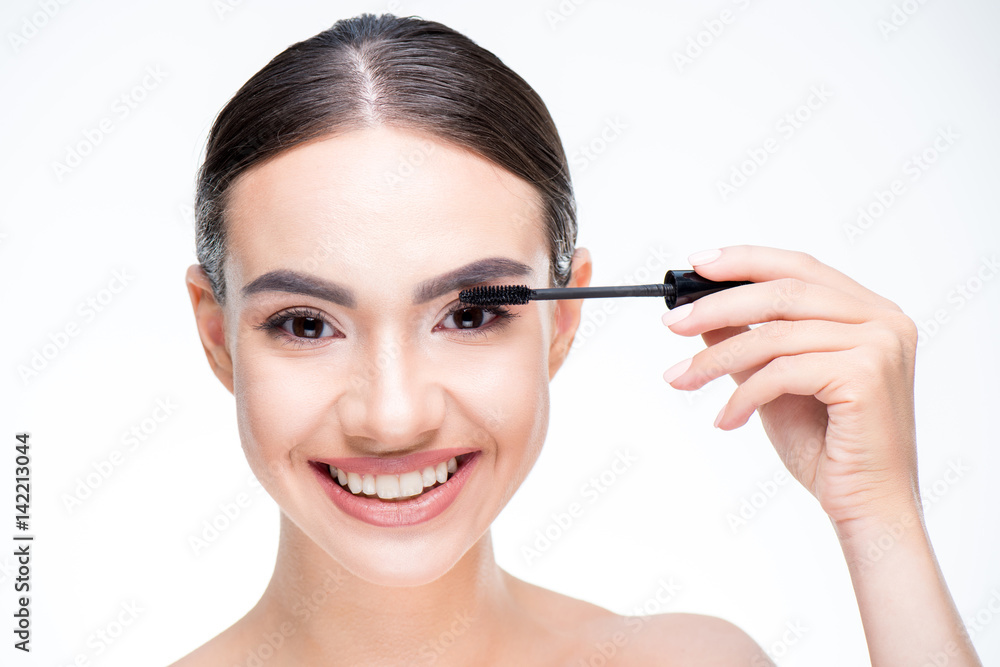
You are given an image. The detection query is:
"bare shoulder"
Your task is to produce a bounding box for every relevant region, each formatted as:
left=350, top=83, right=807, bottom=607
left=166, top=635, right=231, bottom=667
left=503, top=572, right=772, bottom=666
left=165, top=618, right=254, bottom=667
left=591, top=612, right=775, bottom=667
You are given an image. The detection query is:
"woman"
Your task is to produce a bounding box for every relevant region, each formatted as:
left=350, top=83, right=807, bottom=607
left=173, top=13, right=982, bottom=666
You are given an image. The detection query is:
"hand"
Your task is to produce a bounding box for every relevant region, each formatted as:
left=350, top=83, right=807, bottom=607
left=660, top=245, right=921, bottom=533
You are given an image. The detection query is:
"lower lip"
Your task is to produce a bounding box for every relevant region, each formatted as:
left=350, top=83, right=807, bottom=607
left=310, top=452, right=481, bottom=527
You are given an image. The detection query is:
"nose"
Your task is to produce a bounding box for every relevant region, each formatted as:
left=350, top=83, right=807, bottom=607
left=337, top=333, right=446, bottom=454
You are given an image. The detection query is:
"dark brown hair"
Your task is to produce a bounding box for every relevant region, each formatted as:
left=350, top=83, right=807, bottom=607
left=195, top=12, right=577, bottom=304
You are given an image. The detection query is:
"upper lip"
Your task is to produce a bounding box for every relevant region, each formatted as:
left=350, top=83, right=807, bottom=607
left=310, top=447, right=479, bottom=476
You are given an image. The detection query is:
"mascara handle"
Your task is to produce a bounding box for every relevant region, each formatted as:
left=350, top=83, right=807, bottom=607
left=664, top=270, right=753, bottom=309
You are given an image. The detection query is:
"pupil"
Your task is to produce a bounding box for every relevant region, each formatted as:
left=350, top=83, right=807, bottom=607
left=456, top=307, right=484, bottom=329
left=294, top=317, right=321, bottom=338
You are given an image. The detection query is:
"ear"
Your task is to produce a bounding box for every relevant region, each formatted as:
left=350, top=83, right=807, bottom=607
left=548, top=247, right=592, bottom=381
left=185, top=264, right=235, bottom=394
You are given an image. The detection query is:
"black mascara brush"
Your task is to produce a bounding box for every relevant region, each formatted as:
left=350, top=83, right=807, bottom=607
left=459, top=270, right=752, bottom=309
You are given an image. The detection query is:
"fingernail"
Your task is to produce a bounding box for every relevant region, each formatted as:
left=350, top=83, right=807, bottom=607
left=661, top=303, right=693, bottom=327
left=688, top=248, right=721, bottom=265
left=713, top=405, right=726, bottom=428
left=662, top=357, right=692, bottom=384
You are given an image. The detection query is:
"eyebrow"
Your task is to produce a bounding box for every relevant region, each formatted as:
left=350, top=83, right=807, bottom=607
left=240, top=257, right=534, bottom=308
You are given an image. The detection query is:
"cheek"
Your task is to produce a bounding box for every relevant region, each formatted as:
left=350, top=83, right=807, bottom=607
left=438, top=325, right=552, bottom=483
left=232, top=350, right=336, bottom=488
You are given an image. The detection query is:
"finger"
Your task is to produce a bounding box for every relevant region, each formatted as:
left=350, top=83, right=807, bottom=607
left=715, top=350, right=852, bottom=429
left=687, top=245, right=901, bottom=310
left=667, top=320, right=863, bottom=391
left=698, top=324, right=757, bottom=385
left=664, top=278, right=880, bottom=337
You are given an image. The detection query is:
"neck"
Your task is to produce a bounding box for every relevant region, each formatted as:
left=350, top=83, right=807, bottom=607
left=242, top=512, right=518, bottom=664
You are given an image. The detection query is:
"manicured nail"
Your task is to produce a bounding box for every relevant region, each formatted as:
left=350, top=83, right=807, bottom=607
left=661, top=303, right=693, bottom=327
left=662, top=357, right=692, bottom=384
left=688, top=248, right=721, bottom=265
left=713, top=405, right=726, bottom=428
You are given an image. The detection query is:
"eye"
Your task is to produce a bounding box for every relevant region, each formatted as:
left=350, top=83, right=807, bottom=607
left=255, top=307, right=339, bottom=345
left=282, top=315, right=333, bottom=339
left=439, top=303, right=518, bottom=338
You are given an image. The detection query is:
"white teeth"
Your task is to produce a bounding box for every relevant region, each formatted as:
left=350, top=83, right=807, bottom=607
left=375, top=474, right=400, bottom=499
left=329, top=456, right=468, bottom=500
left=398, top=471, right=424, bottom=498
left=347, top=472, right=363, bottom=494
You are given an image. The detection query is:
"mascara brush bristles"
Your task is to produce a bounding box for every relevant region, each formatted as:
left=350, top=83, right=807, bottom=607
left=459, top=283, right=674, bottom=307
left=459, top=285, right=533, bottom=306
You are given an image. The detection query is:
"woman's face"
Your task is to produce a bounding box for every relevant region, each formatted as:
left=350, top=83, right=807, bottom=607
left=187, top=125, right=589, bottom=585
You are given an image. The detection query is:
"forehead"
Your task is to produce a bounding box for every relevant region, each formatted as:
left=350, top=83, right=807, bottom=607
left=223, top=126, right=549, bottom=293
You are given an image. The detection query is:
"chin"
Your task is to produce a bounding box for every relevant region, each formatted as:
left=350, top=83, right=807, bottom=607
left=322, top=533, right=476, bottom=588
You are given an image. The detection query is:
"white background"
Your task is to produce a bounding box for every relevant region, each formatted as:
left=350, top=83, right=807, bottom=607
left=2, top=0, right=998, bottom=665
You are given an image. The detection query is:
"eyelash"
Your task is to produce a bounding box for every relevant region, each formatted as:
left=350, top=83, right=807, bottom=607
left=254, top=303, right=519, bottom=347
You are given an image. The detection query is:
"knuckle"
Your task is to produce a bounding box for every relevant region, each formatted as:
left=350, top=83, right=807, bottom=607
left=882, top=298, right=903, bottom=312
left=757, top=319, right=795, bottom=344
left=766, top=354, right=795, bottom=375
left=793, top=250, right=819, bottom=271
left=886, top=310, right=918, bottom=344
left=851, top=347, right=883, bottom=380
left=773, top=277, right=808, bottom=306
left=870, top=312, right=918, bottom=362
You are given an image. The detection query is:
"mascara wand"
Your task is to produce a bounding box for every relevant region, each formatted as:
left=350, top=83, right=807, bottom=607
left=459, top=270, right=752, bottom=309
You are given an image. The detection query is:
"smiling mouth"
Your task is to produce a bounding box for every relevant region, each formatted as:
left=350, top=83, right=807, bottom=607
left=309, top=452, right=476, bottom=503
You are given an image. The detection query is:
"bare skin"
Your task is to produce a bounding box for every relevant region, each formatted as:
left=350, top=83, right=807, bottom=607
left=170, top=522, right=764, bottom=666
left=175, top=124, right=981, bottom=666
